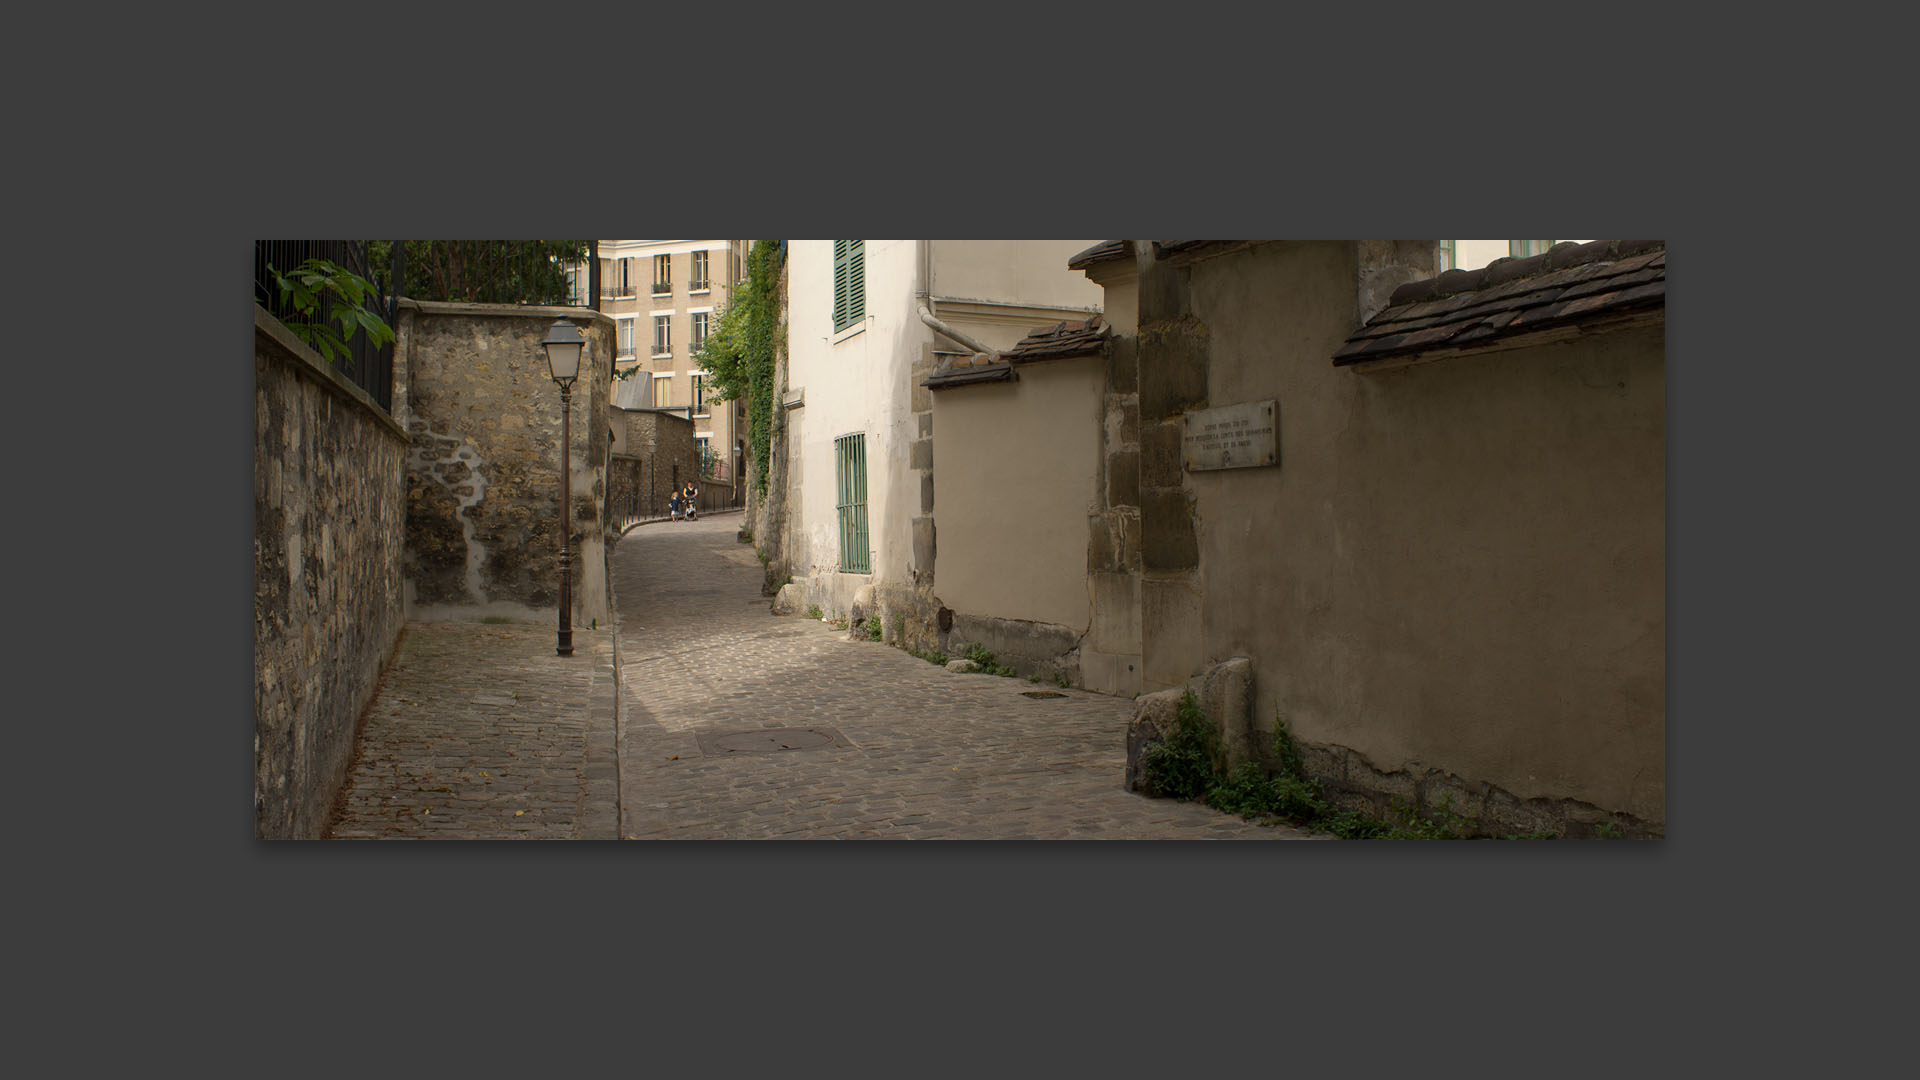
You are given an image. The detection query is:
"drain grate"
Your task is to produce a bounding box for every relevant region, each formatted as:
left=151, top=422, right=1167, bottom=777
left=695, top=726, right=847, bottom=756
left=1020, top=691, right=1068, bottom=699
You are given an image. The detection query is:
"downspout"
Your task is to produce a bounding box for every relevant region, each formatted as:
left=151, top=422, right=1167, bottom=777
left=916, top=240, right=998, bottom=371
left=917, top=303, right=998, bottom=374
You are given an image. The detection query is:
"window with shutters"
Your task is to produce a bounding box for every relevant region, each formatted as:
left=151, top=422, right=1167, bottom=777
left=691, top=250, right=709, bottom=291
left=653, top=253, right=672, bottom=294
left=835, top=432, right=870, bottom=573
left=691, top=311, right=709, bottom=353
left=653, top=315, right=671, bottom=356
left=692, top=374, right=709, bottom=417
left=833, top=240, right=865, bottom=333
left=617, top=317, right=635, bottom=359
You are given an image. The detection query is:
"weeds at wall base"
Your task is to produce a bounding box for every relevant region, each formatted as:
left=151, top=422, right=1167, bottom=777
left=961, top=643, right=1019, bottom=678
left=1142, top=694, right=1543, bottom=839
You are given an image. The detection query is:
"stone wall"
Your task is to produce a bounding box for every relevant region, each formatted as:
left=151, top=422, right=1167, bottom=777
left=607, top=407, right=697, bottom=520
left=398, top=300, right=614, bottom=625
left=255, top=309, right=410, bottom=839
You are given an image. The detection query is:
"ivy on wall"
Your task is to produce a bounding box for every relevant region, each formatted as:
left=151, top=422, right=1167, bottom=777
left=693, top=240, right=783, bottom=491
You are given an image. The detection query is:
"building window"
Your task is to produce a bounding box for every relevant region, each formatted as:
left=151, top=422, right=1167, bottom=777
left=692, top=374, right=708, bottom=416
left=833, top=240, right=865, bottom=333
left=653, top=253, right=672, bottom=295
left=653, top=373, right=672, bottom=407
left=691, top=250, right=709, bottom=291
left=835, top=432, right=869, bottom=573
left=691, top=311, right=709, bottom=353
left=653, top=315, right=671, bottom=357
left=617, top=318, right=635, bottom=359
left=1437, top=240, right=1457, bottom=272
left=1510, top=240, right=1555, bottom=259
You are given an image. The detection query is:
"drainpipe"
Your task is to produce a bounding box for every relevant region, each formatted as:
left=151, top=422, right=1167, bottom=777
left=916, top=239, right=996, bottom=372
left=917, top=303, right=996, bottom=364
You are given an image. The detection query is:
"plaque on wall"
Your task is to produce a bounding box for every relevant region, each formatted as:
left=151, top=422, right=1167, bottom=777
left=1182, top=400, right=1278, bottom=471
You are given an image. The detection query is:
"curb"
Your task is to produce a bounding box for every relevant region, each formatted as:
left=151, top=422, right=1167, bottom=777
left=577, top=627, right=621, bottom=841
left=618, top=506, right=746, bottom=538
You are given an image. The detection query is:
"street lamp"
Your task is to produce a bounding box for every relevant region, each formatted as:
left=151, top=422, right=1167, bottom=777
left=542, top=318, right=585, bottom=657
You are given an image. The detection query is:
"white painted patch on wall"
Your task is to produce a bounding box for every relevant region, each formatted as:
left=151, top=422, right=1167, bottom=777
left=411, top=429, right=491, bottom=604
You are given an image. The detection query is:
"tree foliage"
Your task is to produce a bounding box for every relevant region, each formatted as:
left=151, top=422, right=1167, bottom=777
left=368, top=240, right=588, bottom=306
left=692, top=241, right=782, bottom=490
left=269, top=258, right=395, bottom=364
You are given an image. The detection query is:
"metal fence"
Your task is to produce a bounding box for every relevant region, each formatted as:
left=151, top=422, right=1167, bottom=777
left=255, top=240, right=394, bottom=410
left=608, top=464, right=744, bottom=533
left=393, top=241, right=595, bottom=307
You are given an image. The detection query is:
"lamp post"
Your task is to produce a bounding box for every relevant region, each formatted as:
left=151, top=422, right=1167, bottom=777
left=542, top=318, right=585, bottom=657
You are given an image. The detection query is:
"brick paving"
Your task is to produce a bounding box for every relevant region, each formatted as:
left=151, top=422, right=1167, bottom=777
left=327, top=620, right=618, bottom=840
left=613, top=512, right=1316, bottom=840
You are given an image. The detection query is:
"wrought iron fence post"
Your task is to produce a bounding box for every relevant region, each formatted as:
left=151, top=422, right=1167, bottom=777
left=589, top=241, right=600, bottom=313
left=390, top=241, right=404, bottom=322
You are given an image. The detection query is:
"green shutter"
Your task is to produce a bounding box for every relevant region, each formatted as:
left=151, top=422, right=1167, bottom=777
left=834, top=241, right=850, bottom=331
left=847, top=240, right=864, bottom=326
left=833, top=240, right=865, bottom=333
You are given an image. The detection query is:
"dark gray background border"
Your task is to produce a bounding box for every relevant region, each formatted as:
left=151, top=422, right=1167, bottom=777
left=26, top=4, right=1852, bottom=1072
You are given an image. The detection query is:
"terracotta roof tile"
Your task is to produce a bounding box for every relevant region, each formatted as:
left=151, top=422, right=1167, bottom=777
left=1337, top=240, right=1664, bottom=366
left=1002, top=314, right=1109, bottom=363
left=1068, top=241, right=1132, bottom=271
left=924, top=362, right=1016, bottom=390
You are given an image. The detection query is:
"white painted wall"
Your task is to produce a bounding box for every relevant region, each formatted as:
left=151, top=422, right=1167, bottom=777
left=787, top=239, right=924, bottom=612
left=784, top=240, right=1106, bottom=617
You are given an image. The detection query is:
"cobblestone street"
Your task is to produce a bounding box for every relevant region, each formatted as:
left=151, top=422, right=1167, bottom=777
left=327, top=621, right=619, bottom=840
left=326, top=510, right=1315, bottom=840
left=613, top=512, right=1312, bottom=840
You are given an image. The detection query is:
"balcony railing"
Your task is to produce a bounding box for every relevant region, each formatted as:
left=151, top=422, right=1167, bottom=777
left=651, top=282, right=672, bottom=295
left=602, top=283, right=637, bottom=298
left=689, top=279, right=710, bottom=291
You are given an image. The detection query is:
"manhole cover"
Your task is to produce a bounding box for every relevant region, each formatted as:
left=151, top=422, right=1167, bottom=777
left=695, top=727, right=846, bottom=755
left=1021, top=691, right=1068, bottom=699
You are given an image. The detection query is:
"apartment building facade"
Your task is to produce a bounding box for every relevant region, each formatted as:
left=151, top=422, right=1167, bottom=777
left=592, top=240, right=753, bottom=498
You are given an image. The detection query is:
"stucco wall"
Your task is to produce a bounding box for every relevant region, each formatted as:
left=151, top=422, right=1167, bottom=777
left=932, top=239, right=1105, bottom=312
left=254, top=310, right=409, bottom=839
left=399, top=300, right=614, bottom=625
left=784, top=240, right=1109, bottom=623
left=1173, top=241, right=1665, bottom=823
left=932, top=355, right=1104, bottom=631
left=785, top=239, right=924, bottom=617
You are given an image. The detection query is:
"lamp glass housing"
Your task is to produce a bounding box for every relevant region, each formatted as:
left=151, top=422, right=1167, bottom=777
left=542, top=320, right=584, bottom=384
